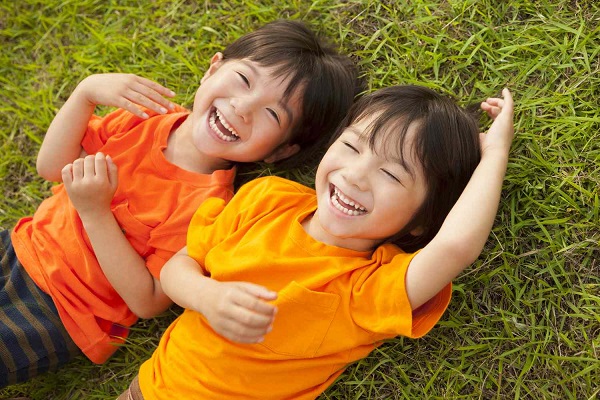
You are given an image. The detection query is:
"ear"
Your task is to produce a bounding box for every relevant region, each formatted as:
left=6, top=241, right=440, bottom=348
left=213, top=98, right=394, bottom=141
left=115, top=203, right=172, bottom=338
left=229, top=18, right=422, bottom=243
left=263, top=143, right=301, bottom=164
left=201, top=52, right=224, bottom=83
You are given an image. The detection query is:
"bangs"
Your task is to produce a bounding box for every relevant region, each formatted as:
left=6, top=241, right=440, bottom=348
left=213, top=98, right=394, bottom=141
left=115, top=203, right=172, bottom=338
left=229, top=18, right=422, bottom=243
left=224, top=23, right=317, bottom=103
left=353, top=108, right=423, bottom=181
left=242, top=44, right=310, bottom=102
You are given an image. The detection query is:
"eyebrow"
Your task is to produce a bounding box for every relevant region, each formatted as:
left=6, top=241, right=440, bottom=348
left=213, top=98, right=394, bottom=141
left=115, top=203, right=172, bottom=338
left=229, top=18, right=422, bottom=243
left=345, top=127, right=416, bottom=180
left=239, top=60, right=294, bottom=125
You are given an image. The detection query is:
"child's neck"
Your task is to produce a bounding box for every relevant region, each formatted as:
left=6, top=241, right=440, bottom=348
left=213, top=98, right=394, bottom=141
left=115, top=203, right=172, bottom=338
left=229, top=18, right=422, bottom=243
left=301, top=212, right=376, bottom=253
left=164, top=117, right=233, bottom=174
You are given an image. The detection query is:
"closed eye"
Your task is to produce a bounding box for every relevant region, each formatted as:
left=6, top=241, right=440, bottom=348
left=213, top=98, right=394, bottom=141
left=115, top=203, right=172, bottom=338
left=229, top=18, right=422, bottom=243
left=381, top=168, right=403, bottom=184
left=236, top=72, right=250, bottom=87
left=342, top=141, right=359, bottom=153
left=267, top=108, right=281, bottom=125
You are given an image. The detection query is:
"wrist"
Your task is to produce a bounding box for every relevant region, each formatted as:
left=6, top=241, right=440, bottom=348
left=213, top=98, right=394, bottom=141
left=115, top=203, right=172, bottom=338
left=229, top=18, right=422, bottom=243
left=481, top=148, right=509, bottom=163
left=78, top=206, right=114, bottom=226
left=73, top=78, right=97, bottom=108
left=194, top=276, right=219, bottom=315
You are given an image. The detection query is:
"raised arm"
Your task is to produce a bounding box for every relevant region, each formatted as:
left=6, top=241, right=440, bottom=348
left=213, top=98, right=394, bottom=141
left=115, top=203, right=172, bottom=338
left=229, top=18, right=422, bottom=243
left=37, top=73, right=175, bottom=181
left=406, top=88, right=515, bottom=309
left=160, top=247, right=278, bottom=344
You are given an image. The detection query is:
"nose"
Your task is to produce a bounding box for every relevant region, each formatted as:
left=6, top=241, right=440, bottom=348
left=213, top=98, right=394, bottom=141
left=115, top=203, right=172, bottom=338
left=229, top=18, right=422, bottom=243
left=230, top=97, right=253, bottom=123
left=342, top=158, right=370, bottom=191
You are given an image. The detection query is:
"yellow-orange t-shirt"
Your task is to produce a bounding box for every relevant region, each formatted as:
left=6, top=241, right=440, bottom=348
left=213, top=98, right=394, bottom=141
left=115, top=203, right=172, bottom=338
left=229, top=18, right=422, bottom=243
left=139, top=176, right=451, bottom=399
left=11, top=106, right=235, bottom=363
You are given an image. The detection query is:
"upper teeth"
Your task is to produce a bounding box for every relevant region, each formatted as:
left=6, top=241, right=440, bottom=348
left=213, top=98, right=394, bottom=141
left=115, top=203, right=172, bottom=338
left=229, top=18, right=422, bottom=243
left=210, top=109, right=239, bottom=141
left=332, top=187, right=367, bottom=216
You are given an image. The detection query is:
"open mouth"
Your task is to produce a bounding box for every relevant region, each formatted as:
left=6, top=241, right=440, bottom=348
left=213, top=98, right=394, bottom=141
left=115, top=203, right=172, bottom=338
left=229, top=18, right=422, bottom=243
left=330, top=185, right=367, bottom=216
left=209, top=108, right=240, bottom=142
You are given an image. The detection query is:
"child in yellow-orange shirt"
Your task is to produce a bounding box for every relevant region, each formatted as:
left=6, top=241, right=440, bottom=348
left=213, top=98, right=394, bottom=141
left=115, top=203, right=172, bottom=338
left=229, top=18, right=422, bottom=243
left=120, top=85, right=514, bottom=399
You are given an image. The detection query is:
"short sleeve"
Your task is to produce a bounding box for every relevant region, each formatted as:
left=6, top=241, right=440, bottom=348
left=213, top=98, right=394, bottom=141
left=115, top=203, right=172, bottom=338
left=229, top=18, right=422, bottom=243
left=81, top=109, right=138, bottom=153
left=144, top=197, right=229, bottom=280
left=411, top=282, right=451, bottom=337
left=81, top=105, right=188, bottom=154
left=186, top=197, right=228, bottom=270
left=350, top=244, right=452, bottom=339
left=185, top=177, right=275, bottom=273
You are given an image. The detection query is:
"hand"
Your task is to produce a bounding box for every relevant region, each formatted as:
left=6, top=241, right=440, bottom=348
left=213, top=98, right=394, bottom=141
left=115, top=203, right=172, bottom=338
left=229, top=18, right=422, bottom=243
left=76, top=73, right=176, bottom=119
left=201, top=281, right=278, bottom=344
left=480, top=88, right=515, bottom=157
left=61, top=152, right=118, bottom=218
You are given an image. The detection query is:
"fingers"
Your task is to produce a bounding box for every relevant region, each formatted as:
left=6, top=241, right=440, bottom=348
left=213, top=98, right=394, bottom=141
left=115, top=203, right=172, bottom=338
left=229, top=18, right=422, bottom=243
left=501, top=88, right=514, bottom=108
left=137, top=76, right=176, bottom=98
left=95, top=153, right=119, bottom=190
left=120, top=75, right=176, bottom=118
left=106, top=155, right=119, bottom=188
left=214, top=283, right=279, bottom=343
left=238, top=282, right=278, bottom=302
left=94, top=152, right=107, bottom=180
left=71, top=157, right=84, bottom=180
left=230, top=288, right=276, bottom=325
left=234, top=284, right=277, bottom=316
left=481, top=88, right=514, bottom=119
left=220, top=311, right=273, bottom=344
left=84, top=153, right=96, bottom=178
left=62, top=153, right=115, bottom=182
left=480, top=98, right=503, bottom=118
left=83, top=73, right=177, bottom=119
left=61, top=163, right=73, bottom=186
left=229, top=301, right=275, bottom=328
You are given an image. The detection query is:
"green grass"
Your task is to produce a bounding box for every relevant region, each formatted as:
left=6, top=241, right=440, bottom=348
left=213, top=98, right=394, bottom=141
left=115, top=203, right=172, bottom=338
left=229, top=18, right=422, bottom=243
left=1, top=0, right=598, bottom=399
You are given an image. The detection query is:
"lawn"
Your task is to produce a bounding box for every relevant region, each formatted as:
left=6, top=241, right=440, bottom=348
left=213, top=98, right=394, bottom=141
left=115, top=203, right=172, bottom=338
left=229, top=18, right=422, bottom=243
left=0, top=0, right=598, bottom=399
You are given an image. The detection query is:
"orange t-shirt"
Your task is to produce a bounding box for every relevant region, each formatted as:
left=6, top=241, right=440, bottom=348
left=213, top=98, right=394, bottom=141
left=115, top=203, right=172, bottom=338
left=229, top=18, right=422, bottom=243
left=11, top=106, right=235, bottom=364
left=138, top=177, right=451, bottom=399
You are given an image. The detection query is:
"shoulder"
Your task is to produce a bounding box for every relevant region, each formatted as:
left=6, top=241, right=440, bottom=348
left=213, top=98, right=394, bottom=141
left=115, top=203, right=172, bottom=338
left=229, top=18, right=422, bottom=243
left=231, top=176, right=313, bottom=214
left=90, top=104, right=189, bottom=134
left=143, top=104, right=189, bottom=119
left=237, top=176, right=313, bottom=198
left=138, top=104, right=190, bottom=129
left=373, top=243, right=411, bottom=262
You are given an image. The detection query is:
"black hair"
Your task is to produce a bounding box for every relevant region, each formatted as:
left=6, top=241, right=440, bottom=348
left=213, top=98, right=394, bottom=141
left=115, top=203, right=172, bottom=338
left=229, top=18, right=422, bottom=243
left=330, top=85, right=481, bottom=252
left=222, top=20, right=360, bottom=157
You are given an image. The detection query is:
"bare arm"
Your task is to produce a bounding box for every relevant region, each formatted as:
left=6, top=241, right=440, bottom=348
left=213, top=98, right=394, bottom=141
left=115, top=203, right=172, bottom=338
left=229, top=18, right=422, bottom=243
left=37, top=73, right=175, bottom=182
left=62, top=152, right=172, bottom=318
left=406, top=88, right=515, bottom=309
left=160, top=247, right=278, bottom=343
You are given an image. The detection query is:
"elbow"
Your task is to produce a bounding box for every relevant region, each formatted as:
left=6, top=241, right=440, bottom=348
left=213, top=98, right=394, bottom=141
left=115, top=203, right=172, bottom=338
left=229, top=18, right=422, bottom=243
left=36, top=159, right=50, bottom=180
left=36, top=159, right=61, bottom=182
left=445, top=239, right=483, bottom=267
left=129, top=290, right=172, bottom=319
left=131, top=303, right=167, bottom=320
left=133, top=308, right=160, bottom=320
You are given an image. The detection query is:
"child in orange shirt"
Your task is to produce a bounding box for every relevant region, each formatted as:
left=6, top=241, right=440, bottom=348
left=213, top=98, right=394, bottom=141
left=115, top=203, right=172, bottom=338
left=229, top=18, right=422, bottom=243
left=0, top=20, right=359, bottom=387
left=119, top=85, right=514, bottom=399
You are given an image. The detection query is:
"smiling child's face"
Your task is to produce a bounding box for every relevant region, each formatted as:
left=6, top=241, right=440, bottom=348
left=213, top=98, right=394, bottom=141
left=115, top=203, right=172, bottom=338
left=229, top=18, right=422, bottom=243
left=304, top=115, right=428, bottom=252
left=188, top=53, right=302, bottom=165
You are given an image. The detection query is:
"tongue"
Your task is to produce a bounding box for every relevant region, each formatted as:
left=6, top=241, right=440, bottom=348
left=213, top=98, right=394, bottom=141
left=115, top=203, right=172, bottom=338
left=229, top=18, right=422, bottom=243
left=337, top=194, right=355, bottom=211
left=215, top=115, right=235, bottom=138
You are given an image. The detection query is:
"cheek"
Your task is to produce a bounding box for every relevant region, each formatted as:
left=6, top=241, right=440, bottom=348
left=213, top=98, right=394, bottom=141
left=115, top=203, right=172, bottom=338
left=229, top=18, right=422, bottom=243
left=316, top=151, right=338, bottom=175
left=315, top=158, right=332, bottom=181
left=314, top=167, right=329, bottom=197
left=192, top=88, right=204, bottom=108
left=261, top=126, right=289, bottom=149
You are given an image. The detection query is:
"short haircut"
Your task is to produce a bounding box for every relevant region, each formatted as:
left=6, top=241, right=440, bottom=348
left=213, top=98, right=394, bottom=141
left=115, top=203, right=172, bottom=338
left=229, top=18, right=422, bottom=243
left=222, top=20, right=360, bottom=151
left=331, top=85, right=481, bottom=252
